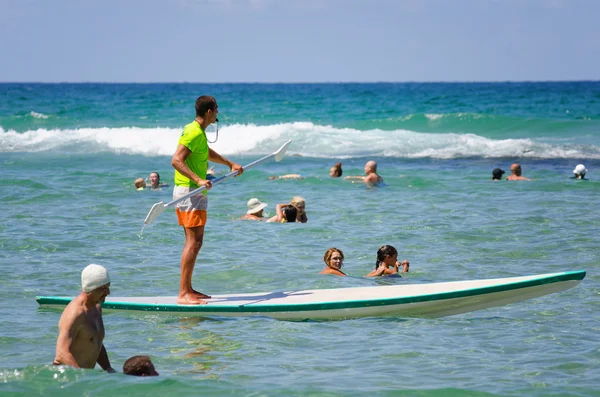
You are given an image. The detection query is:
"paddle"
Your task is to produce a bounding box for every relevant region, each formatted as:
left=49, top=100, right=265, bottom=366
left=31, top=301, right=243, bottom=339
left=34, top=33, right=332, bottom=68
left=143, top=140, right=292, bottom=226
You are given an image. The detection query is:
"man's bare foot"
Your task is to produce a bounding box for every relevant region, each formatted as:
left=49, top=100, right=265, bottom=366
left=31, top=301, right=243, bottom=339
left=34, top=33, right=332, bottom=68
left=191, top=289, right=211, bottom=299
left=177, top=293, right=209, bottom=305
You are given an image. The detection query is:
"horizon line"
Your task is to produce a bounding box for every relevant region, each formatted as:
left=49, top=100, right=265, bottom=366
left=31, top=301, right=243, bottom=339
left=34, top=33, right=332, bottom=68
left=1, top=80, right=599, bottom=84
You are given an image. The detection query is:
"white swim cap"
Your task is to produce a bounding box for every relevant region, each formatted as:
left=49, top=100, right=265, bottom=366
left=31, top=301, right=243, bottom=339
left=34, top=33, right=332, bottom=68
left=81, top=264, right=110, bottom=293
left=573, top=164, right=587, bottom=176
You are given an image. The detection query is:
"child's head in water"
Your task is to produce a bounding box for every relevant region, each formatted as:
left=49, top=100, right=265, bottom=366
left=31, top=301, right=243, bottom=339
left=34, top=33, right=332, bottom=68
left=123, top=355, right=158, bottom=377
left=134, top=178, right=146, bottom=190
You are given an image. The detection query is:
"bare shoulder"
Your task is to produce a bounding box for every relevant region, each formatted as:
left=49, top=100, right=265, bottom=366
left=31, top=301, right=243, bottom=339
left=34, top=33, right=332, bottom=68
left=58, top=298, right=86, bottom=327
left=320, top=268, right=345, bottom=276
left=364, top=174, right=377, bottom=183
left=241, top=214, right=261, bottom=221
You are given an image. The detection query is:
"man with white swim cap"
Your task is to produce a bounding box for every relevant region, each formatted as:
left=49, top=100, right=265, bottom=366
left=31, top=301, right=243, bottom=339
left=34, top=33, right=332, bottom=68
left=53, top=264, right=115, bottom=372
left=572, top=164, right=588, bottom=180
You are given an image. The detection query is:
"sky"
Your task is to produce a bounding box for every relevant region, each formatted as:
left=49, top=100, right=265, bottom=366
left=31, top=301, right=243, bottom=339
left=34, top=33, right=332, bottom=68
left=0, top=0, right=599, bottom=82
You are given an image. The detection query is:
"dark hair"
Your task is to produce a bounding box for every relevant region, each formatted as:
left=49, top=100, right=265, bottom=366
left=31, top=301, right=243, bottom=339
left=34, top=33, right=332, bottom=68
left=375, top=245, right=398, bottom=269
left=492, top=168, right=505, bottom=180
left=282, top=205, right=297, bottom=223
left=151, top=172, right=160, bottom=182
left=195, top=96, right=217, bottom=117
left=123, top=355, right=158, bottom=377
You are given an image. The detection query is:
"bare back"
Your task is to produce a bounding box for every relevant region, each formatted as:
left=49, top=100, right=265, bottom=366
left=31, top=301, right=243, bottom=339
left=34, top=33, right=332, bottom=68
left=364, top=172, right=383, bottom=185
left=53, top=294, right=105, bottom=369
left=506, top=175, right=530, bottom=181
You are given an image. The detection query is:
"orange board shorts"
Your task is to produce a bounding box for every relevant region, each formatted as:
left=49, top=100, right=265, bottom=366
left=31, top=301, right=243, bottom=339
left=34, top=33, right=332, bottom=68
left=173, top=186, right=208, bottom=228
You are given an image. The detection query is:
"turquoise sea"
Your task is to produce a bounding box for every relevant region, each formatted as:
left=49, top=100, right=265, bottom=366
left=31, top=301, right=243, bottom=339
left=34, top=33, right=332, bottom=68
left=1, top=82, right=599, bottom=396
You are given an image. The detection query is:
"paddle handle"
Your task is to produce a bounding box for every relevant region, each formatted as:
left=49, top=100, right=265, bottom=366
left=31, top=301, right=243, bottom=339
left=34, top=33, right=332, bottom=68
left=164, top=152, right=276, bottom=208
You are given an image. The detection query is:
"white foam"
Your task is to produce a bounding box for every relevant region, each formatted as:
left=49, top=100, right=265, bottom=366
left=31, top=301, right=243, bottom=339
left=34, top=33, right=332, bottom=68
left=29, top=111, right=49, bottom=119
left=1, top=123, right=599, bottom=159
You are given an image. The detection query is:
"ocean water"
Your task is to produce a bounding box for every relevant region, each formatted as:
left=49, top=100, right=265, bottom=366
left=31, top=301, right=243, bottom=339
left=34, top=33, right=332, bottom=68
left=1, top=82, right=599, bottom=396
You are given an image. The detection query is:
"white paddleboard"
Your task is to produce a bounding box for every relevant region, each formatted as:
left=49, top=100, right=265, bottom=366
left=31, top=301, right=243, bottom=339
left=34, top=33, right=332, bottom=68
left=36, top=270, right=585, bottom=320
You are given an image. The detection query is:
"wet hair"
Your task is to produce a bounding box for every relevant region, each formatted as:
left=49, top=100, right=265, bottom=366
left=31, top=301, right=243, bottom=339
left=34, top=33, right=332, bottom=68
left=492, top=168, right=505, bottom=180
left=375, top=245, right=398, bottom=269
left=323, top=247, right=344, bottom=266
left=282, top=205, right=297, bottom=223
left=195, top=96, right=217, bottom=117
left=150, top=172, right=160, bottom=182
left=330, top=162, right=343, bottom=177
left=290, top=196, right=305, bottom=209
left=134, top=178, right=146, bottom=189
left=123, top=355, right=158, bottom=377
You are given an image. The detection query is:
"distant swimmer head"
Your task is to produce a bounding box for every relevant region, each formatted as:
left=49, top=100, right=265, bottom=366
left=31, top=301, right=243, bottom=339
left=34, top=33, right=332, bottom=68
left=281, top=205, right=297, bottom=223
left=290, top=196, right=306, bottom=214
left=247, top=198, right=268, bottom=215
left=510, top=163, right=522, bottom=176
left=492, top=168, right=505, bottom=180
left=330, top=162, right=343, bottom=178
left=81, top=264, right=110, bottom=293
left=573, top=164, right=587, bottom=176
left=134, top=178, right=146, bottom=190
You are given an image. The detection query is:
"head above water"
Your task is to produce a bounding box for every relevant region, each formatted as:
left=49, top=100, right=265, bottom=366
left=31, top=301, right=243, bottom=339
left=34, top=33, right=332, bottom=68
left=510, top=163, right=522, bottom=176
left=365, top=160, right=377, bottom=174
left=492, top=168, right=505, bottom=180
left=290, top=196, right=305, bottom=213
left=134, top=178, right=146, bottom=189
left=329, top=162, right=343, bottom=177
left=149, top=172, right=160, bottom=186
left=123, top=355, right=159, bottom=377
left=323, top=247, right=344, bottom=269
left=246, top=198, right=268, bottom=215
left=375, top=245, right=398, bottom=269
left=282, top=205, right=297, bottom=223
left=573, top=164, right=587, bottom=176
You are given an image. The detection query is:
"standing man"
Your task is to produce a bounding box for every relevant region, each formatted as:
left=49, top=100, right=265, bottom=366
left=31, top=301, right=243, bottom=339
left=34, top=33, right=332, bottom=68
left=171, top=96, right=243, bottom=305
left=53, top=264, right=115, bottom=372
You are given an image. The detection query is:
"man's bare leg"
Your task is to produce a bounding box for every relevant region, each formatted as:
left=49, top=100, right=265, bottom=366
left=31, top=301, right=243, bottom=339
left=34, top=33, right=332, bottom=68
left=177, top=225, right=211, bottom=305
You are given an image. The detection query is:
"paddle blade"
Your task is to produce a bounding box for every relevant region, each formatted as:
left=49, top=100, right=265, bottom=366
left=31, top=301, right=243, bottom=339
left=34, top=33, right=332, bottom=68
left=144, top=202, right=166, bottom=225
left=274, top=140, right=292, bottom=162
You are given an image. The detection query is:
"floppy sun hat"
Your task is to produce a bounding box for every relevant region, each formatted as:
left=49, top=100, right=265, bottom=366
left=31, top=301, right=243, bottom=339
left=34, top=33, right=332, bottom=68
left=247, top=198, right=268, bottom=214
left=573, top=164, right=587, bottom=175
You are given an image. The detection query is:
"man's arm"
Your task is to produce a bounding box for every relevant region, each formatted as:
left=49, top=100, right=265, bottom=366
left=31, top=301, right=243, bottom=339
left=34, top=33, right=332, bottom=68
left=208, top=148, right=243, bottom=176
left=96, top=344, right=115, bottom=373
left=171, top=144, right=212, bottom=188
left=54, top=312, right=83, bottom=368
